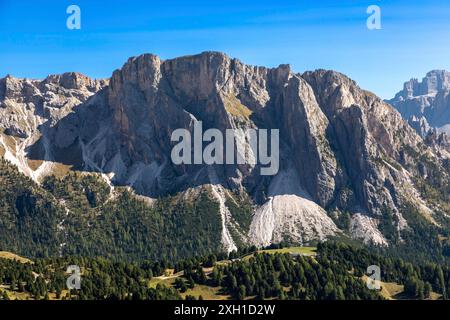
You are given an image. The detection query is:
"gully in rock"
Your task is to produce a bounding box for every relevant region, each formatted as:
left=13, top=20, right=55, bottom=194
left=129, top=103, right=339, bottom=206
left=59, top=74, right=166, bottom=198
left=170, top=121, right=280, bottom=176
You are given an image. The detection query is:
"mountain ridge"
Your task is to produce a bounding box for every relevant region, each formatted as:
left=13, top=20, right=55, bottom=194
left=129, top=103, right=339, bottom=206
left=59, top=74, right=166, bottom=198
left=0, top=52, right=449, bottom=259
left=388, top=69, right=450, bottom=137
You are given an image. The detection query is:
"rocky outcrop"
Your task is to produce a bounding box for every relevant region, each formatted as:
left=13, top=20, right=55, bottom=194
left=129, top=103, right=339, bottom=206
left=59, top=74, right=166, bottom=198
left=408, top=115, right=431, bottom=138
left=389, top=70, right=450, bottom=137
left=1, top=52, right=449, bottom=251
left=0, top=73, right=108, bottom=180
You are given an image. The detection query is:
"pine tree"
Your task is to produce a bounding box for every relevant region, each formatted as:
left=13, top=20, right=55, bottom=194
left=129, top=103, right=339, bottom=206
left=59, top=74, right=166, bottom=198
left=237, top=285, right=246, bottom=300
left=424, top=282, right=432, bottom=299
left=1, top=290, right=9, bottom=300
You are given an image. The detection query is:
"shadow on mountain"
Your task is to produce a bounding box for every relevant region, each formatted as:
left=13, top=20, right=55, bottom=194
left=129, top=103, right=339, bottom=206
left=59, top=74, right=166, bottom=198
left=24, top=89, right=290, bottom=201
left=26, top=91, right=104, bottom=172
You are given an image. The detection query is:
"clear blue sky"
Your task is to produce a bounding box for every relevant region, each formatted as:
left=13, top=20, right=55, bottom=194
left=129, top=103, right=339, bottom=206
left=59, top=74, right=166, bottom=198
left=1, top=0, right=449, bottom=98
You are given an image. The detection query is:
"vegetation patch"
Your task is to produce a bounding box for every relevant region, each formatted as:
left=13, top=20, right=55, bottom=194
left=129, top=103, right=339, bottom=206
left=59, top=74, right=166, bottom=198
left=224, top=95, right=253, bottom=119
left=1, top=243, right=448, bottom=300
left=0, top=251, right=33, bottom=264
left=225, top=192, right=253, bottom=234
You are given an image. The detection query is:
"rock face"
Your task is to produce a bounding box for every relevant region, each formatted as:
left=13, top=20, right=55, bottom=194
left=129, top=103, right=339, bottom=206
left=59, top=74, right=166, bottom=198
left=1, top=52, right=449, bottom=251
left=389, top=70, right=450, bottom=137
left=0, top=73, right=108, bottom=181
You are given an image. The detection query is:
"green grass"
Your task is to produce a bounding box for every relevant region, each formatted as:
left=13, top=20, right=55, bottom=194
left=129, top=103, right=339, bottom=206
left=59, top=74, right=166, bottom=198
left=258, top=246, right=317, bottom=255
left=361, top=275, right=441, bottom=300
left=0, top=251, right=33, bottom=264
left=148, top=271, right=230, bottom=300
left=181, top=285, right=230, bottom=300
left=148, top=276, right=178, bottom=289
left=224, top=95, right=253, bottom=119
left=241, top=246, right=317, bottom=261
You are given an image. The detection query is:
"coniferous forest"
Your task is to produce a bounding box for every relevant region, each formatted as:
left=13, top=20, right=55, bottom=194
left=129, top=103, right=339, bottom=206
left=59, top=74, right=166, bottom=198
left=0, top=243, right=448, bottom=300
left=1, top=155, right=450, bottom=301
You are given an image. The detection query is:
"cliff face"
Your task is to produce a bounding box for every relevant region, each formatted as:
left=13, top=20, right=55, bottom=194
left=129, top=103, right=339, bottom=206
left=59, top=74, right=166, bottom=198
left=1, top=52, right=449, bottom=251
left=389, top=70, right=450, bottom=137
left=0, top=72, right=108, bottom=180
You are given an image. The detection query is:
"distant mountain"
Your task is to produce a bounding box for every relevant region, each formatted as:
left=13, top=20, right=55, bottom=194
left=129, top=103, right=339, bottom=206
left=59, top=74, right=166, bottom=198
left=388, top=70, right=450, bottom=137
left=0, top=52, right=449, bottom=261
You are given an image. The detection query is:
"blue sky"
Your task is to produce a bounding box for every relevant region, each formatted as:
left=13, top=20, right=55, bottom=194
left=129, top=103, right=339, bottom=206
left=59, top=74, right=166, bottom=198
left=1, top=0, right=449, bottom=98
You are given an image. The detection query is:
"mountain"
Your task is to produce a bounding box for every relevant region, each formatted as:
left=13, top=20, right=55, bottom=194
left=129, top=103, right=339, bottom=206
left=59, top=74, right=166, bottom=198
left=388, top=70, right=450, bottom=137
left=0, top=52, right=449, bottom=262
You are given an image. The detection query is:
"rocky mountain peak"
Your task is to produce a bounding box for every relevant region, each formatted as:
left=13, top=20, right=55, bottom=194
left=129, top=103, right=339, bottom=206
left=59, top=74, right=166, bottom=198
left=423, top=70, right=450, bottom=93
left=395, top=70, right=450, bottom=100
left=1, top=52, right=449, bottom=251
left=43, top=72, right=108, bottom=92
left=389, top=70, right=450, bottom=136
